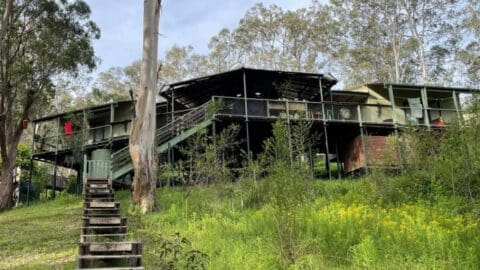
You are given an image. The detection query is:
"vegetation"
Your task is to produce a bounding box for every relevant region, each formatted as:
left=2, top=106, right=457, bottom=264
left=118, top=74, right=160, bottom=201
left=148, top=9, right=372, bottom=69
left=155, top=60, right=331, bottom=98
left=2, top=181, right=480, bottom=269
left=5, top=105, right=480, bottom=268
left=0, top=0, right=99, bottom=211
left=1, top=0, right=480, bottom=268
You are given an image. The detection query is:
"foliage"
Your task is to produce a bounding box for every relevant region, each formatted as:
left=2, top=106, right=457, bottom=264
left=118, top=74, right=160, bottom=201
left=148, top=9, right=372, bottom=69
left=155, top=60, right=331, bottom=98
left=145, top=232, right=208, bottom=270
left=0, top=0, right=99, bottom=210
left=63, top=112, right=89, bottom=164
left=366, top=97, right=480, bottom=206
left=4, top=183, right=480, bottom=269
left=161, top=124, right=241, bottom=186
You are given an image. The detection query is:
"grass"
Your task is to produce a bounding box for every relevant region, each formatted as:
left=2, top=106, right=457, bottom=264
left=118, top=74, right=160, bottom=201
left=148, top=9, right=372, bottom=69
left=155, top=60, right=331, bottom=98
left=1, top=179, right=480, bottom=269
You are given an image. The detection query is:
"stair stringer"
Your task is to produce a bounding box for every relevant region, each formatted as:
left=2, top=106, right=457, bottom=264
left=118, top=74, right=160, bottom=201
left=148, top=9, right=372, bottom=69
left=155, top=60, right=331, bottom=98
left=111, top=119, right=213, bottom=180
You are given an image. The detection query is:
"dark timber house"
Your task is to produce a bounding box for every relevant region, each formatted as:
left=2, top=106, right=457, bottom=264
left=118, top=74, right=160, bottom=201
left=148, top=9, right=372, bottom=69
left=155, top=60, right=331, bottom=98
left=29, top=68, right=479, bottom=191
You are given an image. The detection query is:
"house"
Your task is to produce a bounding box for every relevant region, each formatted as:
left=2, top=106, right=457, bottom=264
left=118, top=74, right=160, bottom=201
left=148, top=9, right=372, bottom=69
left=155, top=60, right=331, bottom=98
left=28, top=68, right=479, bottom=189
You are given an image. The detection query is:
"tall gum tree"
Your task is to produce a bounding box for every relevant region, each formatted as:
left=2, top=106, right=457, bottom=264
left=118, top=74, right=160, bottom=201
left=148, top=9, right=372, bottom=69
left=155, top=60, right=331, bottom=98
left=0, top=0, right=99, bottom=211
left=129, top=0, right=161, bottom=214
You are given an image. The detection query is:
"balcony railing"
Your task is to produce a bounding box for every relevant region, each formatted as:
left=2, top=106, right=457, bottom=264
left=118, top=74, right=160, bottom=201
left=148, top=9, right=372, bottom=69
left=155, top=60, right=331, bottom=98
left=213, top=96, right=464, bottom=127
left=33, top=125, right=114, bottom=154
left=33, top=96, right=465, bottom=155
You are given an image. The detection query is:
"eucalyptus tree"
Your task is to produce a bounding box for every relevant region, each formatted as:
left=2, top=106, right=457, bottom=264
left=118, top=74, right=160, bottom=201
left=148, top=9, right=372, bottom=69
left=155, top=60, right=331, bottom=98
left=458, top=0, right=480, bottom=85
left=129, top=0, right=161, bottom=214
left=207, top=3, right=325, bottom=72
left=0, top=0, right=99, bottom=211
left=399, top=0, right=464, bottom=84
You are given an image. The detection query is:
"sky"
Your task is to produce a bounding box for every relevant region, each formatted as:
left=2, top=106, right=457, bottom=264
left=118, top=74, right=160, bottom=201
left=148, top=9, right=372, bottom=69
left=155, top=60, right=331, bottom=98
left=84, top=0, right=312, bottom=74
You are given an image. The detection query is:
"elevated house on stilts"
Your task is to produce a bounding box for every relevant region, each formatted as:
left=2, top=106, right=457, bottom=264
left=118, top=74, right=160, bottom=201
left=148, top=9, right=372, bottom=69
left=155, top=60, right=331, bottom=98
left=28, top=68, right=479, bottom=191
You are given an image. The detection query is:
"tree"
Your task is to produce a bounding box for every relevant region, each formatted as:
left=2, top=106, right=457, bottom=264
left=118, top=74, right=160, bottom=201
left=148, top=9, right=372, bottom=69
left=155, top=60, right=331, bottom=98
left=399, top=0, right=463, bottom=84
left=159, top=45, right=210, bottom=83
left=129, top=0, right=161, bottom=214
left=206, top=3, right=325, bottom=73
left=0, top=0, right=99, bottom=211
left=458, top=0, right=480, bottom=86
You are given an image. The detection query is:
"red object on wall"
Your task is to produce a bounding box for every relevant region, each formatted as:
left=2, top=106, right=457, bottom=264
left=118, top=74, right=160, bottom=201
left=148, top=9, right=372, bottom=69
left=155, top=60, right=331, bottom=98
left=64, top=121, right=72, bottom=139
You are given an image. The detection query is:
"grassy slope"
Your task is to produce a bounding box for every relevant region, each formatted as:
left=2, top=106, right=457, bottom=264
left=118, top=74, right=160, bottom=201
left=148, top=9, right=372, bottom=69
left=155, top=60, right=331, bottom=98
left=1, top=180, right=480, bottom=269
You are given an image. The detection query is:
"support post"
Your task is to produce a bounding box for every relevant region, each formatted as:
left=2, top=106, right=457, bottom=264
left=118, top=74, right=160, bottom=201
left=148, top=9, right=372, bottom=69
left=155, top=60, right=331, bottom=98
left=110, top=104, right=114, bottom=140
left=82, top=153, right=87, bottom=195
left=387, top=84, right=398, bottom=126
left=318, top=78, right=326, bottom=121
left=27, top=121, right=36, bottom=206
left=109, top=104, right=114, bottom=182
left=359, top=126, right=369, bottom=175
left=52, top=117, right=60, bottom=199
left=171, top=88, right=175, bottom=123
left=243, top=70, right=251, bottom=158
left=319, top=77, right=331, bottom=179
left=52, top=156, right=57, bottom=199
left=357, top=105, right=369, bottom=174
left=212, top=119, right=217, bottom=152
left=335, top=141, right=341, bottom=179
left=308, top=145, right=314, bottom=175
left=421, top=86, right=430, bottom=129
left=452, top=90, right=461, bottom=121
left=286, top=100, right=293, bottom=164
left=323, top=124, right=331, bottom=180
left=76, top=167, right=82, bottom=195
left=388, top=84, right=403, bottom=170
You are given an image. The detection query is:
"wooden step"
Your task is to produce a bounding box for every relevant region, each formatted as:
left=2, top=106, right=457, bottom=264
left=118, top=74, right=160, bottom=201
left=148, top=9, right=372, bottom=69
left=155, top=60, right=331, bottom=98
left=79, top=242, right=142, bottom=254
left=84, top=197, right=116, bottom=203
left=77, top=267, right=144, bottom=270
left=83, top=209, right=120, bottom=216
left=85, top=202, right=119, bottom=209
left=85, top=188, right=113, bottom=194
left=86, top=178, right=109, bottom=183
left=83, top=195, right=115, bottom=202
left=77, top=254, right=142, bottom=268
left=83, top=193, right=115, bottom=202
left=86, top=183, right=110, bottom=188
left=82, top=226, right=128, bottom=235
left=80, top=233, right=127, bottom=243
left=83, top=213, right=121, bottom=218
left=83, top=193, right=114, bottom=198
left=83, top=217, right=126, bottom=226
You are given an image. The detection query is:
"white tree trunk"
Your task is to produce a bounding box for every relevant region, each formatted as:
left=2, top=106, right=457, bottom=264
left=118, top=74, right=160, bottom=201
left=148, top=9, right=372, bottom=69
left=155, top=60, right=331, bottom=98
left=129, top=0, right=161, bottom=214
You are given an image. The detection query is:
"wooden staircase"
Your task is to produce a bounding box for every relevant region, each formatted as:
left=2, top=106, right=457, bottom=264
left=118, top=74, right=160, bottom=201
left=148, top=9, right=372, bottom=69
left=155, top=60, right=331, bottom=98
left=111, top=102, right=213, bottom=180
left=77, top=178, right=143, bottom=270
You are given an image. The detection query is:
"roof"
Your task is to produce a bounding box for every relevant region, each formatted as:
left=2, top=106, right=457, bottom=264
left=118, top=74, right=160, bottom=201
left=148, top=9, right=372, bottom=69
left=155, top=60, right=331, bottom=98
left=33, top=100, right=167, bottom=123
left=366, top=83, right=480, bottom=93
left=329, top=90, right=369, bottom=103
left=161, top=67, right=337, bottom=108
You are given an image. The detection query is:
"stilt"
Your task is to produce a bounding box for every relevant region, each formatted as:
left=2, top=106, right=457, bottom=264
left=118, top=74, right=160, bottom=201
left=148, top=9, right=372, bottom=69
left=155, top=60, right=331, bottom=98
left=243, top=69, right=251, bottom=159
left=27, top=156, right=33, bottom=206
left=76, top=165, right=83, bottom=195
left=359, top=126, right=369, bottom=174
left=308, top=145, right=314, bottom=175
left=323, top=124, right=331, bottom=180
left=335, top=141, right=342, bottom=179
left=52, top=158, right=57, bottom=199
left=27, top=121, right=36, bottom=205
left=286, top=100, right=293, bottom=164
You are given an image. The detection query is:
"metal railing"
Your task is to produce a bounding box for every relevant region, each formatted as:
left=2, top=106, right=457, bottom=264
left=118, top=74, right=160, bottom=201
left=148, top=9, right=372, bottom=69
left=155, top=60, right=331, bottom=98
left=111, top=102, right=211, bottom=172
left=33, top=125, right=113, bottom=154
left=213, top=96, right=465, bottom=126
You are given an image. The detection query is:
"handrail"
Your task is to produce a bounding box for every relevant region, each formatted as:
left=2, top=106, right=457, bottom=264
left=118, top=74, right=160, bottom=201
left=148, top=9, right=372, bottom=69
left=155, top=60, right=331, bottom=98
left=111, top=101, right=212, bottom=172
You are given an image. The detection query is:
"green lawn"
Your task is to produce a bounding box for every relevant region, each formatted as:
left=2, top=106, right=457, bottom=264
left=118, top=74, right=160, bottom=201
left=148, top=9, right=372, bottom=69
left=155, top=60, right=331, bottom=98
left=1, top=180, right=480, bottom=269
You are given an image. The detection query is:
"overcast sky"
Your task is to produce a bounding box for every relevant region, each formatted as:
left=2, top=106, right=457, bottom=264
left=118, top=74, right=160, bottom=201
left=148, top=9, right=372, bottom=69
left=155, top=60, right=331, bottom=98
left=84, top=0, right=313, bottom=73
